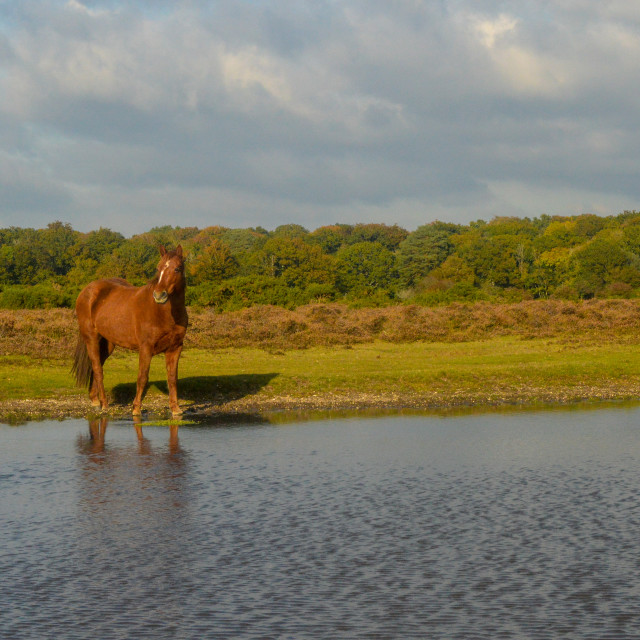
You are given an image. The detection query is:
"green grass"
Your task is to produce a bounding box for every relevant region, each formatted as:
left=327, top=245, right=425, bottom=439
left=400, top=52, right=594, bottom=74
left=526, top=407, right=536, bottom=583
left=2, top=336, right=640, bottom=407
left=0, top=355, right=82, bottom=401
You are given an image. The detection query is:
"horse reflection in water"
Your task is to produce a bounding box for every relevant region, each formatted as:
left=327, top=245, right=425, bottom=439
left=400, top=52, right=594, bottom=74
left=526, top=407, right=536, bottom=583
left=76, top=417, right=190, bottom=524
left=80, top=416, right=181, bottom=457
left=75, top=418, right=193, bottom=622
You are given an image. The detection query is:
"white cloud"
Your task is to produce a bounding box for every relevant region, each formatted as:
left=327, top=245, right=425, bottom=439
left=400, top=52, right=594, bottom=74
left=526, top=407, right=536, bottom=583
left=474, top=13, right=518, bottom=49
left=220, top=46, right=292, bottom=105
left=1, top=0, right=640, bottom=234
left=467, top=12, right=569, bottom=97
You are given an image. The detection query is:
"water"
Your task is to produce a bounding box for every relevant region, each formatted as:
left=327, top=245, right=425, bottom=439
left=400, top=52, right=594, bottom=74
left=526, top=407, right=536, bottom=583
left=2, top=407, right=640, bottom=639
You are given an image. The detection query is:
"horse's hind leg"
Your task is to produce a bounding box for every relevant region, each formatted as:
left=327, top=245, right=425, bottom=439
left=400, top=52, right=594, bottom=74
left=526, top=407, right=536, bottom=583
left=89, top=338, right=115, bottom=408
left=86, top=335, right=111, bottom=410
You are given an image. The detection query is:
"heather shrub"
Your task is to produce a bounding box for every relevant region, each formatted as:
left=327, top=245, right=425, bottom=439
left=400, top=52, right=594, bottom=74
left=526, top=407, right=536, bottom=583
left=3, top=300, right=640, bottom=358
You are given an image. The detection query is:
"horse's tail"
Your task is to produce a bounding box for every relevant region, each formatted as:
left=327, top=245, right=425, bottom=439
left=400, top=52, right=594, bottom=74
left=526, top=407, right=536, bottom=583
left=71, top=336, right=93, bottom=388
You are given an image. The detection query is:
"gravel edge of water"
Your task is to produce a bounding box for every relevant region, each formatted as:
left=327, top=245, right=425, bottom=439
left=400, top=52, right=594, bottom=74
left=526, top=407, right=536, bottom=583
left=3, top=383, right=640, bottom=424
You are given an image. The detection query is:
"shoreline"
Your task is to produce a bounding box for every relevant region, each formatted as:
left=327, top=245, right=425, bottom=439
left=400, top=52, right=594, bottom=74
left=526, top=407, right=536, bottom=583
left=4, top=383, right=640, bottom=424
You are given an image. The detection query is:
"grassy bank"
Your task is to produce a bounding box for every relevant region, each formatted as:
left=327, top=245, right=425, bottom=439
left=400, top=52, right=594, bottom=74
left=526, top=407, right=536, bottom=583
left=2, top=331, right=640, bottom=423
left=2, top=299, right=640, bottom=422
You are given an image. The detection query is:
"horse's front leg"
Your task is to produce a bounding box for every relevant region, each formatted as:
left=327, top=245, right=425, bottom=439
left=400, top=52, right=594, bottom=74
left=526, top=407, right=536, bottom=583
left=165, top=346, right=183, bottom=417
left=133, top=345, right=153, bottom=416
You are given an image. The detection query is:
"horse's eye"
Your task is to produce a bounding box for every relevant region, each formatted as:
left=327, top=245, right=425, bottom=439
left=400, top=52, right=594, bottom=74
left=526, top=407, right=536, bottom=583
left=175, top=267, right=182, bottom=273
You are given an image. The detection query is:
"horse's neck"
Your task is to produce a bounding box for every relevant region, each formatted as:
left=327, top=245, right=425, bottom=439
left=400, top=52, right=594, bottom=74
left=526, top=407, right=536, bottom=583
left=171, top=285, right=186, bottom=305
left=166, top=289, right=187, bottom=318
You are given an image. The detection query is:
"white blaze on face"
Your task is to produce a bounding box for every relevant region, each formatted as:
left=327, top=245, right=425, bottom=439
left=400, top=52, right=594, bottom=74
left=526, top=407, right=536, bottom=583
left=158, top=261, right=170, bottom=287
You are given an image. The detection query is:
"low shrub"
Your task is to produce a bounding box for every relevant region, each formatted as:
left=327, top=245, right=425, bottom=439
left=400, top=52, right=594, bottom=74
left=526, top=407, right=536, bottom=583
left=0, top=284, right=78, bottom=310
left=3, top=299, right=640, bottom=358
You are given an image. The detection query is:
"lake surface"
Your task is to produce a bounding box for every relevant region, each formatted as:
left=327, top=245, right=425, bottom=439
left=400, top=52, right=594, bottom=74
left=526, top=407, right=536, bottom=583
left=2, top=407, right=640, bottom=639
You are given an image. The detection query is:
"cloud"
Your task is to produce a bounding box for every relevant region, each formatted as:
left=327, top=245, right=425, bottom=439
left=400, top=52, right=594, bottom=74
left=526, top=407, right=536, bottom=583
left=1, top=0, right=640, bottom=234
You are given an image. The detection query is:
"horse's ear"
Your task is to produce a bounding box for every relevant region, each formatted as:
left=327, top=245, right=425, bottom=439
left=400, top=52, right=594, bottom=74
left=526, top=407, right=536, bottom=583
left=176, top=245, right=183, bottom=258
left=159, top=245, right=166, bottom=256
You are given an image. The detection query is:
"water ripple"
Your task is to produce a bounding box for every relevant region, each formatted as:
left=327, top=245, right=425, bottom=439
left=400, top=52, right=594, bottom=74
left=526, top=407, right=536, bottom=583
left=2, top=411, right=640, bottom=638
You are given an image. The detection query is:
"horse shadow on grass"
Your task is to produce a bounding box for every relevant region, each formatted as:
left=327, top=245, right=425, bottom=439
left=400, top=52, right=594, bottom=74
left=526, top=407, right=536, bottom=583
left=112, top=373, right=279, bottom=406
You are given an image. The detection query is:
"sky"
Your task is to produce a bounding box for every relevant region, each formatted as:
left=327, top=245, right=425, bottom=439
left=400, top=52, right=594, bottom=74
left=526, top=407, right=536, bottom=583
left=1, top=0, right=640, bottom=236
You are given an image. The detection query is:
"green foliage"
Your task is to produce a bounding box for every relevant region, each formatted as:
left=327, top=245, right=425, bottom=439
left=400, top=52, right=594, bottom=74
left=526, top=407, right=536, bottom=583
left=219, top=228, right=269, bottom=253
left=411, top=281, right=485, bottom=306
left=335, top=242, right=398, bottom=296
left=4, top=211, right=640, bottom=310
left=308, top=225, right=352, bottom=253
left=0, top=283, right=78, bottom=309
left=99, top=237, right=159, bottom=284
left=67, top=227, right=126, bottom=286
left=188, top=239, right=238, bottom=285
left=397, top=222, right=461, bottom=287
left=570, top=231, right=640, bottom=298
left=271, top=223, right=310, bottom=239
left=146, top=225, right=200, bottom=247
left=187, top=276, right=335, bottom=310
left=251, top=237, right=336, bottom=289
left=0, top=222, right=80, bottom=285
left=346, top=223, right=409, bottom=250
left=455, top=232, right=530, bottom=288
left=485, top=217, right=538, bottom=236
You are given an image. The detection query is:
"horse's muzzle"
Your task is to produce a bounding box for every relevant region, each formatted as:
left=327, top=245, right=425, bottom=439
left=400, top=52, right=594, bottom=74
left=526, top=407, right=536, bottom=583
left=153, top=291, right=169, bottom=304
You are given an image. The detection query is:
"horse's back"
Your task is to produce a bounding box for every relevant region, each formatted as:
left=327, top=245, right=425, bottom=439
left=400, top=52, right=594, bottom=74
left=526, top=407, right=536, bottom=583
left=76, top=278, right=135, bottom=312
left=102, top=277, right=133, bottom=288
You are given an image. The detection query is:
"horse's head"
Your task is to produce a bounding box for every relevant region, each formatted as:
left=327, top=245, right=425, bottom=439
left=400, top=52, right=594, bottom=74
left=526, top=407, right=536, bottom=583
left=153, top=245, right=185, bottom=304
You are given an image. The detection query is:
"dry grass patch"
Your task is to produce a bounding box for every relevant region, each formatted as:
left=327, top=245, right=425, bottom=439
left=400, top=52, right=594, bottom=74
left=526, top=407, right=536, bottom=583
left=3, top=300, right=640, bottom=358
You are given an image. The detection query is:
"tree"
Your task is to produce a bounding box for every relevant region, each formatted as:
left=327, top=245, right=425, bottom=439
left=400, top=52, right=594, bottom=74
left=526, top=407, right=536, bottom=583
left=3, top=228, right=44, bottom=284
left=484, top=217, right=539, bottom=238
left=428, top=255, right=475, bottom=285
left=534, top=219, right=581, bottom=252
left=308, top=225, right=352, bottom=254
left=38, top=222, right=80, bottom=277
left=454, top=232, right=531, bottom=288
left=335, top=242, right=398, bottom=296
left=67, top=227, right=126, bottom=285
left=527, top=247, right=573, bottom=298
left=98, top=238, right=159, bottom=284
left=271, top=224, right=310, bottom=239
left=347, top=223, right=409, bottom=250
left=571, top=232, right=640, bottom=297
left=189, top=239, right=238, bottom=284
left=253, top=237, right=336, bottom=289
left=72, top=227, right=125, bottom=260
left=219, top=228, right=269, bottom=254
left=146, top=225, right=200, bottom=247
left=397, top=222, right=461, bottom=287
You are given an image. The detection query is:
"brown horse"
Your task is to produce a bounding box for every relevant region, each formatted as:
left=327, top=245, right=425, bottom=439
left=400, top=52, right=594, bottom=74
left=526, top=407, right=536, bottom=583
left=72, top=245, right=188, bottom=417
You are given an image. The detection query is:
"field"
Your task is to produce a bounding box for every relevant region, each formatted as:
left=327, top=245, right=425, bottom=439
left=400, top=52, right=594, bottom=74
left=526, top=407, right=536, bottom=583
left=2, top=300, right=640, bottom=422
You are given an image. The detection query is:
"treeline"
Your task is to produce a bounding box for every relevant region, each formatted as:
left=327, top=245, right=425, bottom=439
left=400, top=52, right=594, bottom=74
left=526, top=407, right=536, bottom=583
left=2, top=212, right=640, bottom=310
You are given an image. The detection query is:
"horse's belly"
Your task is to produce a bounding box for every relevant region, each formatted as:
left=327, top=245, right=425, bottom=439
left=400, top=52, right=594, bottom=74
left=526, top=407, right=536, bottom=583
left=90, top=291, right=141, bottom=350
left=153, top=327, right=186, bottom=354
left=94, top=312, right=139, bottom=350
